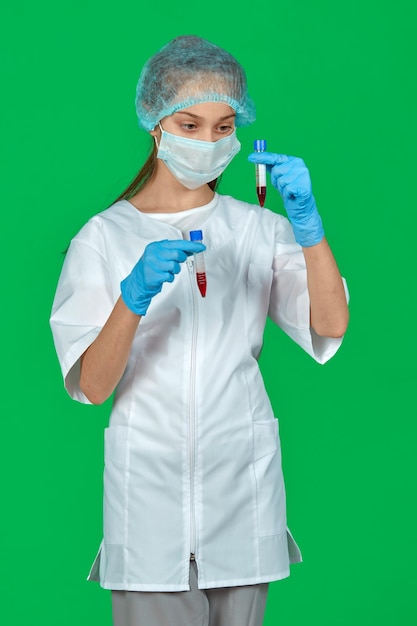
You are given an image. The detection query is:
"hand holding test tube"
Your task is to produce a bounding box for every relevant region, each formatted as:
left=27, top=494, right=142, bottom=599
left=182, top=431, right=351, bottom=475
left=247, top=151, right=324, bottom=247
left=189, top=230, right=207, bottom=297
left=121, top=239, right=205, bottom=315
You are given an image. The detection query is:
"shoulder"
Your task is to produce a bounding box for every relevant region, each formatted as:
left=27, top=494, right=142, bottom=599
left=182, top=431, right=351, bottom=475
left=69, top=200, right=137, bottom=245
left=88, top=200, right=136, bottom=231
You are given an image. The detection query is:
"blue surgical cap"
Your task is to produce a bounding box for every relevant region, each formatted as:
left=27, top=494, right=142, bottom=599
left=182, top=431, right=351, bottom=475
left=135, top=35, right=256, bottom=131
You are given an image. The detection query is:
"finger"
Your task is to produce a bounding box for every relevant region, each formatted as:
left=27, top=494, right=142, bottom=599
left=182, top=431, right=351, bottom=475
left=161, top=260, right=181, bottom=275
left=161, top=240, right=206, bottom=255
left=154, top=248, right=189, bottom=264
left=143, top=266, right=176, bottom=291
left=284, top=186, right=312, bottom=203
left=272, top=170, right=311, bottom=195
left=148, top=272, right=174, bottom=290
left=271, top=159, right=305, bottom=178
left=146, top=243, right=203, bottom=265
left=160, top=271, right=175, bottom=283
left=247, top=152, right=290, bottom=166
left=145, top=240, right=205, bottom=262
left=147, top=257, right=181, bottom=277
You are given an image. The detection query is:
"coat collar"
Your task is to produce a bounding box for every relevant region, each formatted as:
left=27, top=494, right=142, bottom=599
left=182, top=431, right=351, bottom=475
left=99, top=193, right=254, bottom=254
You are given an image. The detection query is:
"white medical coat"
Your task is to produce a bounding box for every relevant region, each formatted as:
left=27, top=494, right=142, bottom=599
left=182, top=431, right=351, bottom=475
left=50, top=193, right=346, bottom=591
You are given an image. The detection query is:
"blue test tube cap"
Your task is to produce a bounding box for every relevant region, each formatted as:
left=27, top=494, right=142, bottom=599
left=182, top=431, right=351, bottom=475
left=190, top=230, right=203, bottom=241
left=254, top=139, right=267, bottom=151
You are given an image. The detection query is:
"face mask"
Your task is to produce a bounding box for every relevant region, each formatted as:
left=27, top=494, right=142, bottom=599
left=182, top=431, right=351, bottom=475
left=155, top=125, right=241, bottom=190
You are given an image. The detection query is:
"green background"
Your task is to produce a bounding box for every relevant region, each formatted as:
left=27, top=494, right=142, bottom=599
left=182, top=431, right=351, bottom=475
left=1, top=1, right=416, bottom=624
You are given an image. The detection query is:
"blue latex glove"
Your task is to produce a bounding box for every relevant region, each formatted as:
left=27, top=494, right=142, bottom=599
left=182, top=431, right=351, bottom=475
left=248, top=152, right=324, bottom=247
left=121, top=239, right=206, bottom=316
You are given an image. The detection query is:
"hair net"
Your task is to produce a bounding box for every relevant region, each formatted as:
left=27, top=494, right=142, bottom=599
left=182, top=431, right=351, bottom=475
left=135, top=35, right=256, bottom=131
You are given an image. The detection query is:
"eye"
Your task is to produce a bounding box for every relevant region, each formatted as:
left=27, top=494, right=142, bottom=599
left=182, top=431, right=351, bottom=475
left=217, top=124, right=234, bottom=133
left=180, top=122, right=198, bottom=131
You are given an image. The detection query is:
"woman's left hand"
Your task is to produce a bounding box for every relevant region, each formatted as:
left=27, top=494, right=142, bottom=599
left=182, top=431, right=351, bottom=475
left=248, top=152, right=324, bottom=247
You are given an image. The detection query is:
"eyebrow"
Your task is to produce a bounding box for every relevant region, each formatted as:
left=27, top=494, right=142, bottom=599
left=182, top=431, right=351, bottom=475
left=174, top=110, right=236, bottom=121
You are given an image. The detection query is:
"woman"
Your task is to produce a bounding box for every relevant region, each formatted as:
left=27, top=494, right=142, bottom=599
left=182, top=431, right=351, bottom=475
left=50, top=35, right=349, bottom=626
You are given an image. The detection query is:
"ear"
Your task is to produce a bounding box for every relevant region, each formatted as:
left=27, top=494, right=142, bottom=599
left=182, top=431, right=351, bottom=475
left=150, top=121, right=162, bottom=138
left=150, top=126, right=160, bottom=149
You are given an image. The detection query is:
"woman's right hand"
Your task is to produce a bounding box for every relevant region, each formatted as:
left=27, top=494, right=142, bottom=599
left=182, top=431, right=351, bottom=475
left=120, top=239, right=205, bottom=316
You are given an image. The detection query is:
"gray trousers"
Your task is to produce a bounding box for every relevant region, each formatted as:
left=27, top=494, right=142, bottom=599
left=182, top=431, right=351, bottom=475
left=111, top=562, right=269, bottom=626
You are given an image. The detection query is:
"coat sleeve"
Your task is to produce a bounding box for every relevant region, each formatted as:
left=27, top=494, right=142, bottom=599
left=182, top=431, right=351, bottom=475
left=49, top=218, right=117, bottom=402
left=268, top=214, right=348, bottom=365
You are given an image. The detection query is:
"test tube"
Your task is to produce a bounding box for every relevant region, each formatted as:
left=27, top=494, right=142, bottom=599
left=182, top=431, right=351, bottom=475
left=254, top=139, right=267, bottom=207
left=189, top=230, right=207, bottom=298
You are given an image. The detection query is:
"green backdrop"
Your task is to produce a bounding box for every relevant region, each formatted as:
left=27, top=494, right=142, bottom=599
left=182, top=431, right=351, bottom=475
left=1, top=1, right=416, bottom=624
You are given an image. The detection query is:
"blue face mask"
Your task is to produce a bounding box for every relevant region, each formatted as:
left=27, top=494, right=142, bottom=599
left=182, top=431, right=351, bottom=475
left=155, top=125, right=241, bottom=190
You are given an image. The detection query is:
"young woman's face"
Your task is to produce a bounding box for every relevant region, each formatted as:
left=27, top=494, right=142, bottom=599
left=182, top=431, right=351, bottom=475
left=153, top=102, right=236, bottom=143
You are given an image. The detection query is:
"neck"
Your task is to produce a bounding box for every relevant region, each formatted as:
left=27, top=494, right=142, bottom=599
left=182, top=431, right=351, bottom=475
left=129, top=162, right=215, bottom=213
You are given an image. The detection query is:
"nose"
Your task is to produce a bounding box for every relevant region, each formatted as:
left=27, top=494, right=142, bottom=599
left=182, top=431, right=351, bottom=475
left=199, top=129, right=218, bottom=142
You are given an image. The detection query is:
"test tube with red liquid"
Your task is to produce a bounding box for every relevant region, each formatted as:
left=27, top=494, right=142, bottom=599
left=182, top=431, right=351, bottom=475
left=190, top=230, right=206, bottom=297
left=254, top=139, right=267, bottom=207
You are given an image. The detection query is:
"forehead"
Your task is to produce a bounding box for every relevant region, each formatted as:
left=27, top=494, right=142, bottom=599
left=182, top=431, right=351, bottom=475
left=173, top=101, right=236, bottom=119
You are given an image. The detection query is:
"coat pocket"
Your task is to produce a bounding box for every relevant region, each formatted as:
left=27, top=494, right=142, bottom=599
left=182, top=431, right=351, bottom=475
left=103, top=425, right=129, bottom=545
left=252, top=420, right=287, bottom=536
left=253, top=419, right=279, bottom=460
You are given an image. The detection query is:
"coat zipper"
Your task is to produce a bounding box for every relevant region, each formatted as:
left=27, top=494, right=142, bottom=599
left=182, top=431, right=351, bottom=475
left=187, top=258, right=198, bottom=560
